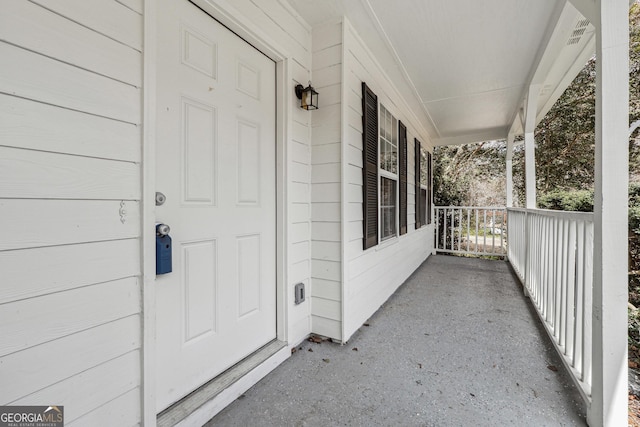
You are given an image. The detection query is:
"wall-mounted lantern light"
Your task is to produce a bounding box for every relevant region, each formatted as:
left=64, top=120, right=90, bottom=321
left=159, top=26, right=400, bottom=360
left=295, top=83, right=319, bottom=110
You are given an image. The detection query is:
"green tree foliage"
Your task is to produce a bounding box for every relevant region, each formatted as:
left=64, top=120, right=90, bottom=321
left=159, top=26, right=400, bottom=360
left=535, top=59, right=596, bottom=194
left=537, top=189, right=594, bottom=212
left=433, top=142, right=506, bottom=207
left=630, top=2, right=640, bottom=180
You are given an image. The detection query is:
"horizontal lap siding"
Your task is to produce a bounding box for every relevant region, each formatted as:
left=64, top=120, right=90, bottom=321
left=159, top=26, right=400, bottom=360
left=0, top=1, right=142, bottom=424
left=311, top=21, right=343, bottom=341
left=343, top=21, right=432, bottom=341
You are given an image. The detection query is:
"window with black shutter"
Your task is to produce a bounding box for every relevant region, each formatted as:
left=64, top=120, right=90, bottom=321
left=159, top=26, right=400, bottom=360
left=414, top=139, right=422, bottom=229
left=399, top=122, right=407, bottom=235
left=362, top=82, right=378, bottom=249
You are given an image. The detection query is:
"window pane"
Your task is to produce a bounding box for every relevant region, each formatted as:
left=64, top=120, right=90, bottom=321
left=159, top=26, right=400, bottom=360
left=420, top=188, right=427, bottom=225
left=420, top=147, right=428, bottom=186
left=379, top=104, right=398, bottom=175
left=392, top=119, right=397, bottom=145
left=381, top=177, right=396, bottom=240
left=390, top=142, right=397, bottom=175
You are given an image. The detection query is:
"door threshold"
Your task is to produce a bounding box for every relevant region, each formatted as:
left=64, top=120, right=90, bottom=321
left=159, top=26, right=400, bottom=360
left=157, top=340, right=289, bottom=427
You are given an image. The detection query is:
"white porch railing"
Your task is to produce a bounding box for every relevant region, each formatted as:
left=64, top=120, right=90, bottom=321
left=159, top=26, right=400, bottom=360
left=434, top=206, right=507, bottom=256
left=507, top=207, right=594, bottom=402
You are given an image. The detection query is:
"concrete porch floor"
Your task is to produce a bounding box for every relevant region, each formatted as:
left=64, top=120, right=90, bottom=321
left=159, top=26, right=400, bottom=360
left=207, top=255, right=586, bottom=426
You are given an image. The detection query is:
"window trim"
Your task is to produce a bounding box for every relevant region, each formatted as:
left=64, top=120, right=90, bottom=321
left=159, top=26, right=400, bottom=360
left=379, top=174, right=397, bottom=242
left=398, top=121, right=408, bottom=235
left=378, top=103, right=398, bottom=242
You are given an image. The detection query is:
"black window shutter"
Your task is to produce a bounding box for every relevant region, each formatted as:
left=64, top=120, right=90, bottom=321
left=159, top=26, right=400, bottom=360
left=427, top=151, right=432, bottom=225
left=362, top=82, right=378, bottom=249
left=399, top=121, right=407, bottom=235
left=415, top=139, right=422, bottom=229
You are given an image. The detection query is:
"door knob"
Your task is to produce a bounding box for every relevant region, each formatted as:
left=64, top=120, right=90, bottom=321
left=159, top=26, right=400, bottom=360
left=156, top=223, right=171, bottom=236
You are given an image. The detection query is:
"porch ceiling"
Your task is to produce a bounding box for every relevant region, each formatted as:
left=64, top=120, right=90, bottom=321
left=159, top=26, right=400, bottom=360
left=287, top=0, right=595, bottom=145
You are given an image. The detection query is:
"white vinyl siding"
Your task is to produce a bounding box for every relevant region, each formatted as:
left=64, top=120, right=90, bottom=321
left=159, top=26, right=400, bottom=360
left=310, top=20, right=343, bottom=340
left=0, top=0, right=142, bottom=424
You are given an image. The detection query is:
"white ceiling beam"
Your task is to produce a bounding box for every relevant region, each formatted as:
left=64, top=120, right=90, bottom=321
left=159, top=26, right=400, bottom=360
left=506, top=133, right=515, bottom=161
left=507, top=106, right=524, bottom=136
left=524, top=84, right=541, bottom=133
left=506, top=133, right=515, bottom=207
left=568, top=0, right=597, bottom=23
left=432, top=128, right=508, bottom=146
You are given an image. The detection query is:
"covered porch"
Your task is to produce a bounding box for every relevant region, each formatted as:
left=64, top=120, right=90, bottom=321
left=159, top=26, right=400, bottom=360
left=0, top=0, right=630, bottom=425
left=208, top=255, right=586, bottom=426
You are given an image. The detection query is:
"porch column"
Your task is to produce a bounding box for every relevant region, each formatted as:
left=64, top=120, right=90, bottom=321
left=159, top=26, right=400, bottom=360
left=524, top=86, right=539, bottom=209
left=589, top=0, right=629, bottom=425
left=506, top=133, right=514, bottom=208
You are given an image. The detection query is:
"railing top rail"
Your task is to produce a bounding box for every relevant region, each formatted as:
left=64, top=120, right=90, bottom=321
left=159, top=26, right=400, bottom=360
left=506, top=207, right=528, bottom=213
left=434, top=206, right=506, bottom=210
left=506, top=207, right=594, bottom=222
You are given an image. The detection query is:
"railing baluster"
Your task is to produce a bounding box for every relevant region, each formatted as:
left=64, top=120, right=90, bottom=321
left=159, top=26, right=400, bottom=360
left=483, top=209, right=487, bottom=254
left=583, top=221, right=594, bottom=392
left=443, top=208, right=448, bottom=251
left=566, top=220, right=577, bottom=362
left=458, top=208, right=462, bottom=252
left=558, top=220, right=569, bottom=347
left=466, top=208, right=471, bottom=253
left=435, top=208, right=440, bottom=251
left=491, top=209, right=496, bottom=253
left=475, top=210, right=479, bottom=254
left=574, top=220, right=585, bottom=375
left=450, top=208, right=454, bottom=251
left=499, top=211, right=503, bottom=254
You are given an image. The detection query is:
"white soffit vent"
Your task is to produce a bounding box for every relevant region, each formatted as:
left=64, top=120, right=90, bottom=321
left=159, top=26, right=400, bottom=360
left=566, top=18, right=590, bottom=45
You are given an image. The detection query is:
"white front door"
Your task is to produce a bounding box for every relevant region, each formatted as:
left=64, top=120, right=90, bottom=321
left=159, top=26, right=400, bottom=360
left=155, top=0, right=277, bottom=411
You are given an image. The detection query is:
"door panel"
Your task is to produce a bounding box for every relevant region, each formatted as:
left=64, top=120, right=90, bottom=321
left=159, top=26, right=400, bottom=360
left=155, top=0, right=276, bottom=411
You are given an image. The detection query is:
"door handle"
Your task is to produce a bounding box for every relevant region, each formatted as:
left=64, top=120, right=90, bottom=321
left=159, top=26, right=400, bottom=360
left=156, top=223, right=171, bottom=236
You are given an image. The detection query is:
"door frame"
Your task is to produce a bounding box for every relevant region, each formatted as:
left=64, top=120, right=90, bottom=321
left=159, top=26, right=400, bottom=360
left=142, top=0, right=292, bottom=423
